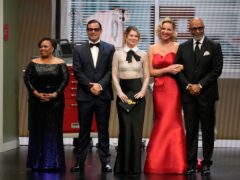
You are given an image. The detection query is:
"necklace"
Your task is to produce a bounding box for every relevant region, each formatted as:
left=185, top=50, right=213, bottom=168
left=157, top=41, right=174, bottom=55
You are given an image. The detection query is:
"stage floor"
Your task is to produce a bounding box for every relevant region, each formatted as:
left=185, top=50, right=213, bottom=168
left=0, top=145, right=240, bottom=180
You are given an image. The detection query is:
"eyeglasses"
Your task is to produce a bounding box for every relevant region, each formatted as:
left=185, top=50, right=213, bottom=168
left=190, top=26, right=204, bottom=31
left=87, top=28, right=101, bottom=32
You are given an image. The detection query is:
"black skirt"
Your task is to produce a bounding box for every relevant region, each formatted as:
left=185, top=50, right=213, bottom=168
left=114, top=78, right=146, bottom=174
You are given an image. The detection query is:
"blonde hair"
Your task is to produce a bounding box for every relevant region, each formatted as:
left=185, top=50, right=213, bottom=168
left=156, top=17, right=177, bottom=41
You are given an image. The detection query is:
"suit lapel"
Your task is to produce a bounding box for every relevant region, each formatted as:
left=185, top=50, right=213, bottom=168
left=195, top=38, right=208, bottom=66
left=83, top=43, right=95, bottom=68
left=96, top=42, right=104, bottom=69
left=188, top=40, right=196, bottom=64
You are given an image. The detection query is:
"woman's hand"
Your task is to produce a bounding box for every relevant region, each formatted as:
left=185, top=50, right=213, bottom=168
left=47, top=92, right=57, bottom=99
left=166, top=64, right=184, bottom=74
left=33, top=90, right=57, bottom=102
left=134, top=91, right=145, bottom=99
left=43, top=92, right=57, bottom=101
left=118, top=92, right=129, bottom=103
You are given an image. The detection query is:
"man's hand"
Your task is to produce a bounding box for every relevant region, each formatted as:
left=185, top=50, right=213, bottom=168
left=187, top=84, right=201, bottom=96
left=90, top=83, right=102, bottom=96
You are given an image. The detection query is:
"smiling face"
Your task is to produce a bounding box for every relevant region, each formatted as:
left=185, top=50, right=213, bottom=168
left=87, top=22, right=102, bottom=42
left=189, top=18, right=205, bottom=41
left=39, top=40, right=54, bottom=58
left=159, top=22, right=174, bottom=41
left=125, top=29, right=140, bottom=48
left=156, top=18, right=176, bottom=42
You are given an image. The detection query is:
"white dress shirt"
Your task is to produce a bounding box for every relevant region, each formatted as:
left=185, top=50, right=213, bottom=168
left=89, top=40, right=100, bottom=68
left=193, top=36, right=205, bottom=51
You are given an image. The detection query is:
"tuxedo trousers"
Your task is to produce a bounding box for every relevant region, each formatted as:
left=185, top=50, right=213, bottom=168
left=182, top=98, right=216, bottom=168
left=76, top=98, right=111, bottom=165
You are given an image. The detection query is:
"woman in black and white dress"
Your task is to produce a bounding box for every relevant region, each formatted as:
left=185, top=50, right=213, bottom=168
left=112, top=26, right=150, bottom=175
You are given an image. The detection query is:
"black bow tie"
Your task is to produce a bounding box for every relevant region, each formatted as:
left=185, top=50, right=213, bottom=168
left=126, top=50, right=141, bottom=63
left=90, top=43, right=100, bottom=48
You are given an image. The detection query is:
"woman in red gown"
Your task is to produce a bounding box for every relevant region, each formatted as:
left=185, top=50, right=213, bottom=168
left=144, top=17, right=187, bottom=174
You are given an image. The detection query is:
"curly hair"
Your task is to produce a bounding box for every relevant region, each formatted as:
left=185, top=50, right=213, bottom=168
left=156, top=17, right=177, bottom=41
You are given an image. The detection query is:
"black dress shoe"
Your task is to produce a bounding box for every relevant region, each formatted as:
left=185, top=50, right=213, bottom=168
left=186, top=168, right=197, bottom=175
left=102, top=164, right=112, bottom=173
left=201, top=166, right=210, bottom=176
left=71, top=163, right=84, bottom=172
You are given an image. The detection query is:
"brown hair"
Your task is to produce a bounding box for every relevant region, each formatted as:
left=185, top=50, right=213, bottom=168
left=124, top=26, right=141, bottom=43
left=87, top=19, right=102, bottom=30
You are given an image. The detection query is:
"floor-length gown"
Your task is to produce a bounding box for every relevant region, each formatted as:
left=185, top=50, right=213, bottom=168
left=24, top=62, right=69, bottom=171
left=114, top=79, right=145, bottom=174
left=144, top=53, right=187, bottom=174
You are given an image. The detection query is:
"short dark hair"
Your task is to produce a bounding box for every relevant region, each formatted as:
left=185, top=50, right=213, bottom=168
left=86, top=19, right=102, bottom=30
left=38, top=37, right=57, bottom=51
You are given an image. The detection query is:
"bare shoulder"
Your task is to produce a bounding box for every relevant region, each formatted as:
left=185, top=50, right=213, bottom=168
left=151, top=43, right=159, bottom=49
left=53, top=57, right=65, bottom=64
left=173, top=41, right=179, bottom=47
left=148, top=44, right=158, bottom=53
left=32, top=58, right=41, bottom=63
left=173, top=42, right=179, bottom=52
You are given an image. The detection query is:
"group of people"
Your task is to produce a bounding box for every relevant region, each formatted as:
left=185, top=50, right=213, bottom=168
left=24, top=17, right=223, bottom=176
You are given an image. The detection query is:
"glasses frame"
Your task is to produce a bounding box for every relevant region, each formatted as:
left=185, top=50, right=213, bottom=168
left=190, top=26, right=204, bottom=31
left=87, top=28, right=101, bottom=32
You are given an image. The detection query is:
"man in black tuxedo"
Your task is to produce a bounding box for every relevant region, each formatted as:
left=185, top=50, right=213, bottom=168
left=175, top=17, right=223, bottom=176
left=71, top=19, right=115, bottom=173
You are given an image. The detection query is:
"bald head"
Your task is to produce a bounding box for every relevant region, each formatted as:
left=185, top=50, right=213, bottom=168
left=189, top=18, right=204, bottom=29
left=189, top=17, right=205, bottom=40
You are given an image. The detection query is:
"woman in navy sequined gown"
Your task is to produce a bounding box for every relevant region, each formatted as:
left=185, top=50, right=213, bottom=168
left=24, top=37, right=69, bottom=171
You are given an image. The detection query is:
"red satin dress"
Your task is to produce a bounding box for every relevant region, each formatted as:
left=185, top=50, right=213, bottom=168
left=144, top=53, right=187, bottom=174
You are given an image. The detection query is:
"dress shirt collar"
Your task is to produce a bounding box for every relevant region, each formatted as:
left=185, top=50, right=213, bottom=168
left=88, top=40, right=101, bottom=45
left=193, top=36, right=205, bottom=46
left=124, top=45, right=139, bottom=53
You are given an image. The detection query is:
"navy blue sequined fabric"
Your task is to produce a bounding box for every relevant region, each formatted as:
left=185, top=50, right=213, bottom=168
left=24, top=62, right=69, bottom=171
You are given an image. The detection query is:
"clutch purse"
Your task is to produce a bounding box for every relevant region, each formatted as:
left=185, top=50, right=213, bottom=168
left=118, top=91, right=141, bottom=112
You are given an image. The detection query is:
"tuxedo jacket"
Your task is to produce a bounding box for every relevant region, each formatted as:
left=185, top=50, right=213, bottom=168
left=73, top=40, right=115, bottom=102
left=175, top=37, right=223, bottom=103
